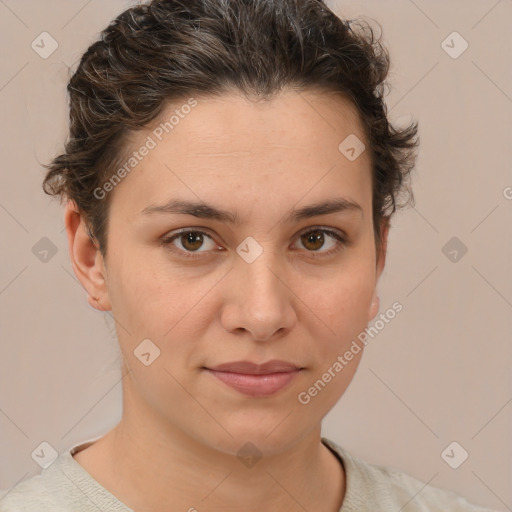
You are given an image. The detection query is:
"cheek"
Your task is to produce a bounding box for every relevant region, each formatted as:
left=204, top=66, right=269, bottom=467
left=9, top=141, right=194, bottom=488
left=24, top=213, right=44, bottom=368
left=307, top=261, right=376, bottom=341
left=106, top=253, right=189, bottom=330
left=296, top=263, right=376, bottom=396
left=107, top=266, right=197, bottom=396
left=105, top=254, right=221, bottom=376
left=298, top=274, right=371, bottom=411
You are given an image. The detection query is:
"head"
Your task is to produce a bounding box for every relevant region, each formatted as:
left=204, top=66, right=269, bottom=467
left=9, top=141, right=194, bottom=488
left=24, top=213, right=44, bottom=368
left=44, top=0, right=418, bottom=456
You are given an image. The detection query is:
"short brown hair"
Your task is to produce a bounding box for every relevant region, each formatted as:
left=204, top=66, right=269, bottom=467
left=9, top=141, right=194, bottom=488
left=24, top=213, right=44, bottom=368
left=42, top=0, right=419, bottom=258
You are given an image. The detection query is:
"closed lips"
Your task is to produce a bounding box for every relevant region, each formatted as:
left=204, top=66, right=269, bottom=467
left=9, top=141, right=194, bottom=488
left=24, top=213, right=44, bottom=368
left=204, top=360, right=303, bottom=374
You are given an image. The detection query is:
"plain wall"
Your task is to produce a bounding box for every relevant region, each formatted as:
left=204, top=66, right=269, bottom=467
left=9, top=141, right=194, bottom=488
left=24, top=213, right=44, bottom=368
left=0, top=1, right=510, bottom=510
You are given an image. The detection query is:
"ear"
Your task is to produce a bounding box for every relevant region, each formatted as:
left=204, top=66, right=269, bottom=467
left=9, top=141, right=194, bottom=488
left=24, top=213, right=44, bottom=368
left=64, top=199, right=111, bottom=312
left=368, top=217, right=390, bottom=322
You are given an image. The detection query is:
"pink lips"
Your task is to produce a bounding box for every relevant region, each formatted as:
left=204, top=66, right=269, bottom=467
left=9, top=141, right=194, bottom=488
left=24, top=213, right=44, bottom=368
left=204, top=360, right=303, bottom=397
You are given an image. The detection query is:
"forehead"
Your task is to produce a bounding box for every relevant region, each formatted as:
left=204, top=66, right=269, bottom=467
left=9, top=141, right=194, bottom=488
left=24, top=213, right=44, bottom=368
left=151, top=88, right=367, bottom=151
left=108, top=88, right=372, bottom=220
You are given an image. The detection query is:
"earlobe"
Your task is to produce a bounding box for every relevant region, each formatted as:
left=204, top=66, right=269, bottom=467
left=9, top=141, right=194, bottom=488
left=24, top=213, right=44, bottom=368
left=88, top=294, right=110, bottom=312
left=368, top=290, right=380, bottom=321
left=64, top=200, right=111, bottom=312
left=368, top=218, right=389, bottom=321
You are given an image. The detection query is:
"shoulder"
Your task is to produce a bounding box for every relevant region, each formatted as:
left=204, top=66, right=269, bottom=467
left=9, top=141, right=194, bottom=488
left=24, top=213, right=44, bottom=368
left=0, top=469, right=62, bottom=512
left=321, top=437, right=498, bottom=512
left=1, top=444, right=133, bottom=512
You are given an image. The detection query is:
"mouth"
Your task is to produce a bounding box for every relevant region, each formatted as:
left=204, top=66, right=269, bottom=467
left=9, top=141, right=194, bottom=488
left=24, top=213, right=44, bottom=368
left=203, top=360, right=304, bottom=397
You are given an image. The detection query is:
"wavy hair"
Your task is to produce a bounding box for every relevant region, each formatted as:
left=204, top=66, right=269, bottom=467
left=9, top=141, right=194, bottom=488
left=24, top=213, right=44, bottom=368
left=42, top=0, right=419, bottom=258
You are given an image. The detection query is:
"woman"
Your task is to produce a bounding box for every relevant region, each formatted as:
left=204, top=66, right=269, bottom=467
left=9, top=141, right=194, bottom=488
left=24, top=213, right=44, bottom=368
left=0, top=0, right=497, bottom=510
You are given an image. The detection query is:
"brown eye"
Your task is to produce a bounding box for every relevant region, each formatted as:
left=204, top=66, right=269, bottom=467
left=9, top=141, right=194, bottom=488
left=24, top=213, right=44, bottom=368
left=294, top=228, right=347, bottom=258
left=301, top=230, right=325, bottom=251
left=161, top=229, right=218, bottom=257
left=180, top=231, right=205, bottom=251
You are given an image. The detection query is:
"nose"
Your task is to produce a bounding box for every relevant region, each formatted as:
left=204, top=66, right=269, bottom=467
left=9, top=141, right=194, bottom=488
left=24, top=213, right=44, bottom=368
left=220, top=251, right=297, bottom=341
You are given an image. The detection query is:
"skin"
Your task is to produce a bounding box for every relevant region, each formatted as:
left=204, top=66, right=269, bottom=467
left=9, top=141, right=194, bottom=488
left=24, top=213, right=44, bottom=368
left=65, top=87, right=388, bottom=512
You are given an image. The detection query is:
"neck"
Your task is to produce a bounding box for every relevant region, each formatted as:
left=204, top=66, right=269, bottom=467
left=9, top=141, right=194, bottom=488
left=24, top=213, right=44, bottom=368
left=73, top=377, right=345, bottom=512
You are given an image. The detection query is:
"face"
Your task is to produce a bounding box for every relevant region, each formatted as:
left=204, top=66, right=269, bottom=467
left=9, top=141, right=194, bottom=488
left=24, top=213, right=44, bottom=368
left=71, top=88, right=387, bottom=457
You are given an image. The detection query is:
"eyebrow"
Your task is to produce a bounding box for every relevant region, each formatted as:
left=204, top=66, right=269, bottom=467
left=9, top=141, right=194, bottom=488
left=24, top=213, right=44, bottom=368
left=140, top=197, right=363, bottom=224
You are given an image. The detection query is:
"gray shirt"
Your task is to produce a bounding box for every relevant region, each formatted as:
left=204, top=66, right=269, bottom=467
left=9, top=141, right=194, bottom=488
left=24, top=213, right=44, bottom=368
left=0, top=436, right=498, bottom=511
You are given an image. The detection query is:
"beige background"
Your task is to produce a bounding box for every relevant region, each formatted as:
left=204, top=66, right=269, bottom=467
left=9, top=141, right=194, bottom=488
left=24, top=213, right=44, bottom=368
left=0, top=0, right=510, bottom=510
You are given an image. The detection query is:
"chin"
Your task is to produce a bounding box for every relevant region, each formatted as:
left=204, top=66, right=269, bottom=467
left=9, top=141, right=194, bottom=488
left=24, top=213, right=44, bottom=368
left=199, top=420, right=309, bottom=459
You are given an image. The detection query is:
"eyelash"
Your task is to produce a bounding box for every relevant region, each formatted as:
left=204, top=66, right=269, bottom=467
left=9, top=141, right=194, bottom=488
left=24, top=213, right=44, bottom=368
left=159, top=226, right=348, bottom=260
